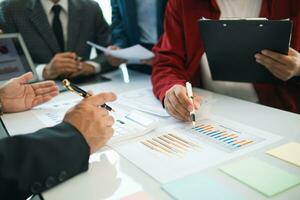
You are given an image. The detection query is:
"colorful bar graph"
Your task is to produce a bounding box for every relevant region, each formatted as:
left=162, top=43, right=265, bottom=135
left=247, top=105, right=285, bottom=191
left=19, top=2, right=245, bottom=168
left=191, top=122, right=261, bottom=152
left=141, top=134, right=201, bottom=156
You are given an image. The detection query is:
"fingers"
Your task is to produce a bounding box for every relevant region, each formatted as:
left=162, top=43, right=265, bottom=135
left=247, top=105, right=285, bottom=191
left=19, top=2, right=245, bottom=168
left=104, top=115, right=115, bottom=127
left=193, top=95, right=202, bottom=110
left=255, top=53, right=295, bottom=81
left=32, top=92, right=58, bottom=107
left=31, top=80, right=56, bottom=89
left=107, top=45, right=120, bottom=51
left=107, top=55, right=127, bottom=67
left=85, top=92, right=117, bottom=106
left=168, top=92, right=190, bottom=120
left=260, top=50, right=294, bottom=68
left=57, top=52, right=77, bottom=59
left=173, top=86, right=193, bottom=112
left=34, top=85, right=59, bottom=96
left=17, top=72, right=33, bottom=84
left=288, top=47, right=300, bottom=56
left=165, top=97, right=187, bottom=121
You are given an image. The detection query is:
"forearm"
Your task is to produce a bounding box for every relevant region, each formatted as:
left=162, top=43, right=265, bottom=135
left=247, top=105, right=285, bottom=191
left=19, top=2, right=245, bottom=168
left=152, top=0, right=190, bottom=103
left=0, top=122, right=90, bottom=199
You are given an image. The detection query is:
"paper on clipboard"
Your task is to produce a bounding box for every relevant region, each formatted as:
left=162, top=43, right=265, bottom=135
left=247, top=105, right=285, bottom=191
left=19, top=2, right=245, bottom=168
left=87, top=41, right=154, bottom=64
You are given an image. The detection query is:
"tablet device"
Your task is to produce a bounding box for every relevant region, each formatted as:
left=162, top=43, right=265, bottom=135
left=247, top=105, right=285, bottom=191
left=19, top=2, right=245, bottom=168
left=0, top=33, right=38, bottom=84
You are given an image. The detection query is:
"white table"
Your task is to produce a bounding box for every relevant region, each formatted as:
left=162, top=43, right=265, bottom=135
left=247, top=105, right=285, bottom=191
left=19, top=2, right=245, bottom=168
left=2, top=69, right=300, bottom=200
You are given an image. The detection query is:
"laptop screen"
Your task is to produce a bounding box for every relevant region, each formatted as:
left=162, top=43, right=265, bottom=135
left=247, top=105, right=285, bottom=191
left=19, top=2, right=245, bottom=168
left=0, top=34, right=35, bottom=81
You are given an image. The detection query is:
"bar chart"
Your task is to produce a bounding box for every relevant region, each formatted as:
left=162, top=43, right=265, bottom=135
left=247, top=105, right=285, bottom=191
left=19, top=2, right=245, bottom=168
left=140, top=134, right=201, bottom=156
left=190, top=120, right=264, bottom=153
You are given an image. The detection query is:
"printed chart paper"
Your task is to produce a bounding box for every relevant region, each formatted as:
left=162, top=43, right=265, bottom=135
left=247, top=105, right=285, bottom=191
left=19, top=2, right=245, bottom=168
left=112, top=115, right=282, bottom=183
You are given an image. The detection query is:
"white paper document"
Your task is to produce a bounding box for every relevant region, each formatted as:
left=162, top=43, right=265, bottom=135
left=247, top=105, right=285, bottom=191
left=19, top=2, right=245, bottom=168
left=87, top=41, right=154, bottom=64
left=31, top=99, right=157, bottom=145
left=118, top=88, right=169, bottom=117
left=111, top=115, right=282, bottom=183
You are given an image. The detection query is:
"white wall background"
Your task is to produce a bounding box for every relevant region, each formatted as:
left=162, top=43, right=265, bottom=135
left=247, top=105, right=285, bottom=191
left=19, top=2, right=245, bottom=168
left=94, top=0, right=112, bottom=24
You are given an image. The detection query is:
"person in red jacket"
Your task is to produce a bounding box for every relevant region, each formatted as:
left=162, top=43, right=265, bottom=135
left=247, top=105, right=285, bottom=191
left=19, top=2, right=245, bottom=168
left=152, top=0, right=300, bottom=121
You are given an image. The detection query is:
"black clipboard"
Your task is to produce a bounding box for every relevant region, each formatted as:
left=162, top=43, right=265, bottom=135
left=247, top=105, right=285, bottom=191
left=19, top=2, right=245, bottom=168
left=198, top=19, right=292, bottom=83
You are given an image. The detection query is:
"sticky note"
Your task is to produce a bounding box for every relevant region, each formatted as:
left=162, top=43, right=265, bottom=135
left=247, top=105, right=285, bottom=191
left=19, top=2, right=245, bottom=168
left=267, top=142, right=300, bottom=167
left=162, top=174, right=246, bottom=200
left=220, top=157, right=300, bottom=197
left=121, top=191, right=154, bottom=200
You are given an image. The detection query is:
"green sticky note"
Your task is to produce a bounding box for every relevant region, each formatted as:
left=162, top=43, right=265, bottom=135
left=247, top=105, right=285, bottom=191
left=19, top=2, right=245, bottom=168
left=162, top=174, right=246, bottom=200
left=220, top=157, right=300, bottom=197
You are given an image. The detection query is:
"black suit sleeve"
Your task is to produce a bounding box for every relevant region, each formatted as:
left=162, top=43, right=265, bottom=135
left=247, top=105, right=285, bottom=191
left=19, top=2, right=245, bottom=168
left=0, top=122, right=90, bottom=200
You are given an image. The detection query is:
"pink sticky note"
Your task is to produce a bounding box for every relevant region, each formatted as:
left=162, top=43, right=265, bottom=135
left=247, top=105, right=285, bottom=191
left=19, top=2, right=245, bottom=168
left=121, top=191, right=154, bottom=200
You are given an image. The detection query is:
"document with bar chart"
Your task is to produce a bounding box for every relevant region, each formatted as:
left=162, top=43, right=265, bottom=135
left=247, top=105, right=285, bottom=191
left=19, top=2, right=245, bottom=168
left=189, top=119, right=264, bottom=153
left=112, top=115, right=282, bottom=183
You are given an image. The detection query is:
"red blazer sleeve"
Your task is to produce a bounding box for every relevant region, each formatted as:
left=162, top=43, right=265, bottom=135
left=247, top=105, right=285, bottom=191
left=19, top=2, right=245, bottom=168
left=151, top=0, right=189, bottom=103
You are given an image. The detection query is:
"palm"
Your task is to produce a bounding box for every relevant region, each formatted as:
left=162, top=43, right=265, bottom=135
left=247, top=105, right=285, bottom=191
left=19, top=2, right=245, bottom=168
left=2, top=83, right=36, bottom=112
left=0, top=73, right=59, bottom=113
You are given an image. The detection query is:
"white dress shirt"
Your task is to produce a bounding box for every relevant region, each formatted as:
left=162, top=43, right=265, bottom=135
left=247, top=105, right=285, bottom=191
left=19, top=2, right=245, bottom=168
left=200, top=0, right=262, bottom=103
left=36, top=0, right=100, bottom=80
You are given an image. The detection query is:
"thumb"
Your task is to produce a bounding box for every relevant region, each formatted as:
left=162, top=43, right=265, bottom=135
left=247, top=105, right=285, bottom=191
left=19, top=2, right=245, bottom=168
left=289, top=47, right=299, bottom=56
left=17, top=72, right=33, bottom=84
left=86, top=92, right=117, bottom=106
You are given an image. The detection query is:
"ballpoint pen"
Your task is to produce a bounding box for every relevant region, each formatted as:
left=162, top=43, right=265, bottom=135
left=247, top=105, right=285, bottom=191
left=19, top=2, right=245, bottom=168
left=186, top=82, right=196, bottom=127
left=62, top=79, right=115, bottom=112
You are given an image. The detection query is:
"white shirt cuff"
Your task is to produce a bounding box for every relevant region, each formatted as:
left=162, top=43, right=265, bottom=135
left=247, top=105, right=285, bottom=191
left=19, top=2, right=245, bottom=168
left=85, top=61, right=101, bottom=73
left=36, top=64, right=46, bottom=81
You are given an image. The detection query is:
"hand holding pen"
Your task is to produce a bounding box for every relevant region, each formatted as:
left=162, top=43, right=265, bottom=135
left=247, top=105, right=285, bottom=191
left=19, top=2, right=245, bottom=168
left=62, top=79, right=115, bottom=112
left=164, top=83, right=201, bottom=122
left=43, top=52, right=82, bottom=80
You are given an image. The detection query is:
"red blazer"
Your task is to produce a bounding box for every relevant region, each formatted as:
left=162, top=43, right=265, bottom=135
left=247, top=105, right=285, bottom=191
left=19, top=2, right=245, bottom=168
left=152, top=0, right=300, bottom=114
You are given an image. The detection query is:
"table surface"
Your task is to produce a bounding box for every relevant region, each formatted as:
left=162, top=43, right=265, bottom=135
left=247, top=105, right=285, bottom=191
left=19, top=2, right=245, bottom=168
left=2, top=69, right=300, bottom=200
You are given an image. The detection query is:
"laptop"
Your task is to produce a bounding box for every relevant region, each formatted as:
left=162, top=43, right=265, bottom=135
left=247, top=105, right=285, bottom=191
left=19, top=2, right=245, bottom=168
left=0, top=33, right=38, bottom=84
left=0, top=33, right=110, bottom=90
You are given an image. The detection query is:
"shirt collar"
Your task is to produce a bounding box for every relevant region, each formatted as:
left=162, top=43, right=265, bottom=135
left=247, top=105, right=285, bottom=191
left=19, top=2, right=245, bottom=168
left=41, top=0, right=69, bottom=15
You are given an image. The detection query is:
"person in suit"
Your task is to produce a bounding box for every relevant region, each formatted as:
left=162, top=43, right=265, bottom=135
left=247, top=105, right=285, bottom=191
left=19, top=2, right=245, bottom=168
left=109, top=0, right=168, bottom=74
left=0, top=72, right=116, bottom=200
left=152, top=0, right=300, bottom=121
left=0, top=0, right=118, bottom=80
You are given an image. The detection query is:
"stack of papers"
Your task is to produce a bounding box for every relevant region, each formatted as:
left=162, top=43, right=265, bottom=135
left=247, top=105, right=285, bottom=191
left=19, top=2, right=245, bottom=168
left=87, top=41, right=154, bottom=64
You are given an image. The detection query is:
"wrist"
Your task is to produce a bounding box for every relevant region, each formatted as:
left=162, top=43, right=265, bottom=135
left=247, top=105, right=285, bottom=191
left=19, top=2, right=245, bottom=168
left=43, top=65, right=57, bottom=80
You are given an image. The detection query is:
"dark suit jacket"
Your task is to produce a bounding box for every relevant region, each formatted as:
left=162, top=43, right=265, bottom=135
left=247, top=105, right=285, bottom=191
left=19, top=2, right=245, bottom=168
left=111, top=0, right=168, bottom=48
left=0, top=0, right=113, bottom=73
left=0, top=122, right=90, bottom=200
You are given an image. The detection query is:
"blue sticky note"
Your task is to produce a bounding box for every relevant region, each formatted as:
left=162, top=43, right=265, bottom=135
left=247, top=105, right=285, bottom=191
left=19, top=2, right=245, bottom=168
left=161, top=174, right=246, bottom=200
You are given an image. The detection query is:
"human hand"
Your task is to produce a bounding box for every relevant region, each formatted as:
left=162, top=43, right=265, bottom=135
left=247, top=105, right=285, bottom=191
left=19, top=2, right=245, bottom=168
left=43, top=52, right=81, bottom=79
left=106, top=45, right=127, bottom=67
left=67, top=62, right=96, bottom=79
left=140, top=58, right=154, bottom=66
left=255, top=47, right=300, bottom=81
left=0, top=72, right=59, bottom=113
left=63, top=92, right=117, bottom=154
left=164, top=84, right=201, bottom=121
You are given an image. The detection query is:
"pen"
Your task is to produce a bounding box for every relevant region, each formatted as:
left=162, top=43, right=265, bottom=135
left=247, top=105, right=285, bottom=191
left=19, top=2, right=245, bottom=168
left=62, top=79, right=115, bottom=112
left=186, top=82, right=196, bottom=127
